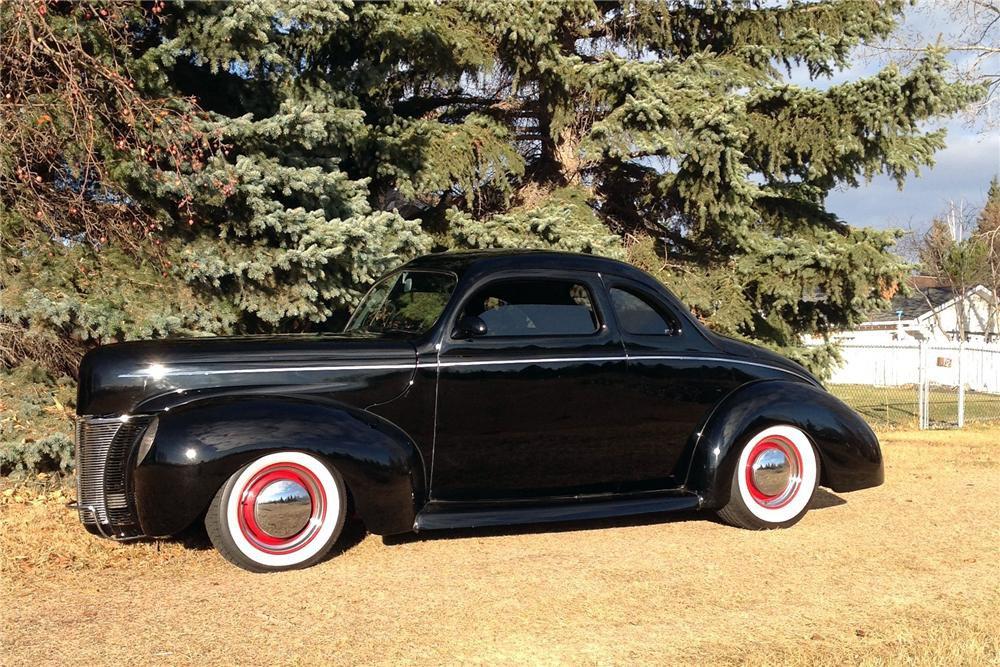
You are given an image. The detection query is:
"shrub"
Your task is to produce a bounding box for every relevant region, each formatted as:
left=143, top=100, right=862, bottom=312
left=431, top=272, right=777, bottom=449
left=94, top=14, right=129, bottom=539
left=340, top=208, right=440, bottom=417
left=0, top=363, right=76, bottom=475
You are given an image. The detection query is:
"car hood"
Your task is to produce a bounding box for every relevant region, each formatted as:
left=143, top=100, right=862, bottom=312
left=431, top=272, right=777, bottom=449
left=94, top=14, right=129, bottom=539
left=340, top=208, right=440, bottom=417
left=77, top=333, right=418, bottom=416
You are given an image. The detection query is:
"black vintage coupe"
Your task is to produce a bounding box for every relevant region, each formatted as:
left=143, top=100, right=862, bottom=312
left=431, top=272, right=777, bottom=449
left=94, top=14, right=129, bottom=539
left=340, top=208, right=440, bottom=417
left=75, top=250, right=883, bottom=571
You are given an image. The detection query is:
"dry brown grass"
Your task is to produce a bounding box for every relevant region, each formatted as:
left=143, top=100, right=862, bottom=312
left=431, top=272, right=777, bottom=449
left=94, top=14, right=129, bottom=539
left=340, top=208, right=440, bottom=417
left=2, top=429, right=999, bottom=666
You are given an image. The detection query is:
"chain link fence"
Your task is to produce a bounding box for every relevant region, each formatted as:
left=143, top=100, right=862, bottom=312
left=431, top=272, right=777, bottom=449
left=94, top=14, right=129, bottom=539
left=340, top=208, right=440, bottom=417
left=808, top=341, right=1000, bottom=429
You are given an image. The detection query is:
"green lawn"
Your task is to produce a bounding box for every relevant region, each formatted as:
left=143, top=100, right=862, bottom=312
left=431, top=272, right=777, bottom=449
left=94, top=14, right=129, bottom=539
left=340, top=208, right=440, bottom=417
left=829, top=384, right=1000, bottom=428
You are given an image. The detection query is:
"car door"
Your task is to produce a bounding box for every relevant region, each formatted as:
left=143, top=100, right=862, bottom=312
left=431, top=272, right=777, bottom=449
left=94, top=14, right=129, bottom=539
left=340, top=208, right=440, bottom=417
left=430, top=271, right=633, bottom=502
left=602, top=278, right=740, bottom=489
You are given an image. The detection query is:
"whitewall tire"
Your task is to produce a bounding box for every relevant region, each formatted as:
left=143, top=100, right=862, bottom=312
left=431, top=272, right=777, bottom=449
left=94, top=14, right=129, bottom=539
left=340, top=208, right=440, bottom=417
left=205, top=452, right=347, bottom=572
left=717, top=425, right=819, bottom=530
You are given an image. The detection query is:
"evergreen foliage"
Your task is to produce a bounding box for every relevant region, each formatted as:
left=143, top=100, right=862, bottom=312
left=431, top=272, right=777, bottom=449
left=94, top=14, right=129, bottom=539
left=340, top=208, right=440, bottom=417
left=913, top=178, right=998, bottom=341
left=1, top=0, right=984, bottom=381
left=0, top=363, right=76, bottom=475
left=974, top=176, right=1000, bottom=330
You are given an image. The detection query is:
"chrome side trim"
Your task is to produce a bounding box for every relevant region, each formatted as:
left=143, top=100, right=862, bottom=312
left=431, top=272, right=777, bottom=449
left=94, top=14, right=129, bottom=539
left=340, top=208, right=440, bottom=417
left=438, top=355, right=813, bottom=383
left=435, top=355, right=625, bottom=368
left=119, top=362, right=418, bottom=378
left=118, top=355, right=812, bottom=383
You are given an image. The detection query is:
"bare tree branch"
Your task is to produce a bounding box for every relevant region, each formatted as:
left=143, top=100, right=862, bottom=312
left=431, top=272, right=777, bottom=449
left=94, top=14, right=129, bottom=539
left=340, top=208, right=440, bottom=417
left=861, top=0, right=1000, bottom=129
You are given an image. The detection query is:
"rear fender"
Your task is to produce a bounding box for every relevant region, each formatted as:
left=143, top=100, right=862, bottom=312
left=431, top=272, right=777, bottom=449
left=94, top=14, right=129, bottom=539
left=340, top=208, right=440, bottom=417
left=133, top=395, right=425, bottom=537
left=687, top=380, right=883, bottom=508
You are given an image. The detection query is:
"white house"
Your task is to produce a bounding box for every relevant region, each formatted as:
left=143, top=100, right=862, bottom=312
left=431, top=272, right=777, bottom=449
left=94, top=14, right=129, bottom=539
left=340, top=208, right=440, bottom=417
left=828, top=282, right=998, bottom=345
left=804, top=280, right=1000, bottom=393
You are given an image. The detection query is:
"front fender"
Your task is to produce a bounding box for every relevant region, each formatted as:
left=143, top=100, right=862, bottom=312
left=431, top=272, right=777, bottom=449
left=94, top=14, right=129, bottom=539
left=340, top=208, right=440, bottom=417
left=133, top=395, right=425, bottom=537
left=687, top=380, right=883, bottom=508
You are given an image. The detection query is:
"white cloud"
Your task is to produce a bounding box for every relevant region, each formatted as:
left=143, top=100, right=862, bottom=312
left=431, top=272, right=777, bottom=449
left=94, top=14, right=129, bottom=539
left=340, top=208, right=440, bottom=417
left=826, top=122, right=999, bottom=230
left=778, top=4, right=999, bottom=231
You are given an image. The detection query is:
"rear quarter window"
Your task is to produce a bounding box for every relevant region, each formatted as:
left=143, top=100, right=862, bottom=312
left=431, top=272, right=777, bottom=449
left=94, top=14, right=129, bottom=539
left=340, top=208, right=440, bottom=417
left=610, top=287, right=678, bottom=335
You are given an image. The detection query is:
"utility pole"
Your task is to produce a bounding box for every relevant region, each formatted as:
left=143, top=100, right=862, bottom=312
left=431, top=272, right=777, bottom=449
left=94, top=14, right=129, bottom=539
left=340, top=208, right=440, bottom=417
left=948, top=200, right=956, bottom=241
left=947, top=199, right=967, bottom=242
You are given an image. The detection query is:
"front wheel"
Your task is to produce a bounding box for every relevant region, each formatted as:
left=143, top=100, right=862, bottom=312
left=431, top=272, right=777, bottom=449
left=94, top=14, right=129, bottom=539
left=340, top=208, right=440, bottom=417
left=717, top=425, right=819, bottom=530
left=205, top=452, right=347, bottom=572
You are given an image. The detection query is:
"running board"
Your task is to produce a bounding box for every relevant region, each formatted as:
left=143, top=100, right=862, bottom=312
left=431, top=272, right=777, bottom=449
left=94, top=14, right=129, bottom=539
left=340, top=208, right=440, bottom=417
left=414, top=493, right=701, bottom=532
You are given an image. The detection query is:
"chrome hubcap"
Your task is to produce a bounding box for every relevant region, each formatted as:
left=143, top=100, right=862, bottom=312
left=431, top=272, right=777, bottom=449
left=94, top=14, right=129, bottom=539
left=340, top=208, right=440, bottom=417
left=253, top=479, right=312, bottom=539
left=751, top=448, right=791, bottom=497
left=745, top=436, right=803, bottom=509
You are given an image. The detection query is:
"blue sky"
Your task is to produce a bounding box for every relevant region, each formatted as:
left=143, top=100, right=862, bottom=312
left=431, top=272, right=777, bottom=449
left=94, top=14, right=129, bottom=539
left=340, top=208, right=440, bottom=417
left=788, top=4, right=999, bottom=233
left=825, top=121, right=997, bottom=232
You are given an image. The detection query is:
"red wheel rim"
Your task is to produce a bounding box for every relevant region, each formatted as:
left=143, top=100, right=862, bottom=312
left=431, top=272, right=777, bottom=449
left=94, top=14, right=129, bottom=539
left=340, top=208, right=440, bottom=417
left=744, top=435, right=802, bottom=509
left=236, top=462, right=327, bottom=555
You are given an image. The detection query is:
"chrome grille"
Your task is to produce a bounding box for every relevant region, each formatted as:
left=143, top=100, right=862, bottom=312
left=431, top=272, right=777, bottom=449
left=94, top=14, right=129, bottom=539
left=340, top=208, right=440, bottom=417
left=75, top=416, right=151, bottom=536
left=76, top=417, right=122, bottom=525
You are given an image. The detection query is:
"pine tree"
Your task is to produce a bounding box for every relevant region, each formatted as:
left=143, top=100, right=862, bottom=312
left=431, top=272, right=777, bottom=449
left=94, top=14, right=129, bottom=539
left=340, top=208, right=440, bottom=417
left=424, top=1, right=980, bottom=370
left=2, top=0, right=984, bottom=378
left=122, top=1, right=435, bottom=327
left=1, top=2, right=238, bottom=373
left=975, top=177, right=1000, bottom=334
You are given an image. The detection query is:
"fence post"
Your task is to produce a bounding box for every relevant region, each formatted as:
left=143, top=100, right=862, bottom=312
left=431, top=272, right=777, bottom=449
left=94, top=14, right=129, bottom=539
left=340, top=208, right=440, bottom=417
left=918, top=338, right=928, bottom=430
left=957, top=340, right=965, bottom=428
left=917, top=340, right=923, bottom=429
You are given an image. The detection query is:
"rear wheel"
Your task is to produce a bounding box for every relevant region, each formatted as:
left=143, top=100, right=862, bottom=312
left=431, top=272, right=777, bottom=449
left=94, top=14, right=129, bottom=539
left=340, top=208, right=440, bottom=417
left=205, top=452, right=347, bottom=572
left=717, top=425, right=819, bottom=530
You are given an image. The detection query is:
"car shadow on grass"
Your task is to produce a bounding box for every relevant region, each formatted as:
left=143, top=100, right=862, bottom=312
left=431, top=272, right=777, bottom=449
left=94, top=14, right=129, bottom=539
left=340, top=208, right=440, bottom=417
left=169, top=520, right=213, bottom=551
left=383, top=489, right=847, bottom=547
left=810, top=487, right=847, bottom=509
left=150, top=489, right=846, bottom=558
left=155, top=514, right=370, bottom=560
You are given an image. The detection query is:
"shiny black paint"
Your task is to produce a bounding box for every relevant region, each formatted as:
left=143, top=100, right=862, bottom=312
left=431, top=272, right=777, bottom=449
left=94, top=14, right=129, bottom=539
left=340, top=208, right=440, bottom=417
left=432, top=269, right=635, bottom=500
left=415, top=492, right=700, bottom=531
left=135, top=396, right=424, bottom=536
left=688, top=380, right=884, bottom=508
left=77, top=333, right=416, bottom=416
left=75, top=249, right=884, bottom=540
left=600, top=276, right=741, bottom=489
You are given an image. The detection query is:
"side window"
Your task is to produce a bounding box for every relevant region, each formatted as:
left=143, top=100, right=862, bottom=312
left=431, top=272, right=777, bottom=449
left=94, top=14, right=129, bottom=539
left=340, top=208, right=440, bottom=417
left=459, top=279, right=599, bottom=337
left=610, top=287, right=677, bottom=335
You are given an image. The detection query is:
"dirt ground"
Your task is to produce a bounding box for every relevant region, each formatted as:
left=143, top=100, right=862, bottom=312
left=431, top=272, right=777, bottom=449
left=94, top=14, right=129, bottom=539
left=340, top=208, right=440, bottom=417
left=2, top=429, right=998, bottom=666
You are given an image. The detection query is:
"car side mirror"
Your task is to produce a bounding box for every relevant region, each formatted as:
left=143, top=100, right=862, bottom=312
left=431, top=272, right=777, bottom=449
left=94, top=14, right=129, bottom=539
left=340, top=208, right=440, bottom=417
left=455, top=315, right=488, bottom=338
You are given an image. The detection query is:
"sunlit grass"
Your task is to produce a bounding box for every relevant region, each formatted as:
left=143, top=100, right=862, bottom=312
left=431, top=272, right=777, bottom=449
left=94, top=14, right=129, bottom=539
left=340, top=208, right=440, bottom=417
left=830, top=384, right=1000, bottom=428
left=2, top=428, right=998, bottom=665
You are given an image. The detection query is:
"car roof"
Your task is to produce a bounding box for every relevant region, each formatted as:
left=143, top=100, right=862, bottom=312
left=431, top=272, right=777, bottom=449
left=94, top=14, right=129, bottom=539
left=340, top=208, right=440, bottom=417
left=401, top=249, right=713, bottom=343
left=400, top=249, right=654, bottom=283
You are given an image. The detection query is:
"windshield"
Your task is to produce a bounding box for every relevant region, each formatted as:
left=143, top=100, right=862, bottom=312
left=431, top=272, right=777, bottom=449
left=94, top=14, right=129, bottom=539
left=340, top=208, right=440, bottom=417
left=345, top=270, right=457, bottom=335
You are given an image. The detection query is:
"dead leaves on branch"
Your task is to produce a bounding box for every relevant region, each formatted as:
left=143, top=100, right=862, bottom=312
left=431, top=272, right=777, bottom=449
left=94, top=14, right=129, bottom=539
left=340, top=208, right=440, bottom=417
left=0, top=0, right=224, bottom=256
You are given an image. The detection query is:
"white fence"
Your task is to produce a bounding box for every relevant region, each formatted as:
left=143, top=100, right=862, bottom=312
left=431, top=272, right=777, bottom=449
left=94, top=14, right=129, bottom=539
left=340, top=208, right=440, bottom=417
left=824, top=342, right=1000, bottom=394
left=806, top=341, right=1000, bottom=429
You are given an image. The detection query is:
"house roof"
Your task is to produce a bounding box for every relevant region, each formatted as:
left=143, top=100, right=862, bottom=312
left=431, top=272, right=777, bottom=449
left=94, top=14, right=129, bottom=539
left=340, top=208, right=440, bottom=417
left=866, top=287, right=960, bottom=322
left=908, top=275, right=951, bottom=290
